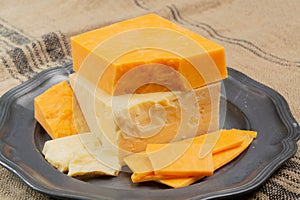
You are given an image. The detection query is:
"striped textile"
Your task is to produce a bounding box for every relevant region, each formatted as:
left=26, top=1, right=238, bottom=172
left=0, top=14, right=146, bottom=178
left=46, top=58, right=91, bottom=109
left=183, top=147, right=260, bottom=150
left=0, top=30, right=71, bottom=96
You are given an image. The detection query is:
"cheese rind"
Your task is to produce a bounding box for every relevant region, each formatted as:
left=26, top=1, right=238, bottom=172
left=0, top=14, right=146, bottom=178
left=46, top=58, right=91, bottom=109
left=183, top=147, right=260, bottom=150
left=71, top=14, right=227, bottom=95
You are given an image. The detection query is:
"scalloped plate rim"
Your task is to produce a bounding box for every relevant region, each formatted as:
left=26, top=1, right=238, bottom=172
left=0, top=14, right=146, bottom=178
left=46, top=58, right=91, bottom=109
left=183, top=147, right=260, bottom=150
left=0, top=64, right=299, bottom=200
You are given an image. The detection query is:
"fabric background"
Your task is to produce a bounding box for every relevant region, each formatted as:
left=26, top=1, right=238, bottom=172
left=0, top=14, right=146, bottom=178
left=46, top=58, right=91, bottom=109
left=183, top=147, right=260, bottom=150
left=0, top=0, right=299, bottom=199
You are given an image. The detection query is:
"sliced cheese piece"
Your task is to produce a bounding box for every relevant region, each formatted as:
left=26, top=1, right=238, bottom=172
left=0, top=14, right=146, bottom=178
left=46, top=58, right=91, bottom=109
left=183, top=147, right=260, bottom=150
left=228, top=128, right=257, bottom=139
left=125, top=129, right=247, bottom=180
left=123, top=152, right=152, bottom=176
left=213, top=135, right=255, bottom=170
left=125, top=128, right=245, bottom=181
left=159, top=177, right=203, bottom=188
left=71, top=14, right=227, bottom=95
left=176, top=129, right=246, bottom=154
left=147, top=130, right=245, bottom=172
left=69, top=73, right=220, bottom=163
left=42, top=132, right=120, bottom=176
left=160, top=132, right=256, bottom=188
left=43, top=135, right=82, bottom=172
left=124, top=129, right=257, bottom=187
left=34, top=80, right=89, bottom=139
left=146, top=143, right=214, bottom=177
left=124, top=152, right=155, bottom=182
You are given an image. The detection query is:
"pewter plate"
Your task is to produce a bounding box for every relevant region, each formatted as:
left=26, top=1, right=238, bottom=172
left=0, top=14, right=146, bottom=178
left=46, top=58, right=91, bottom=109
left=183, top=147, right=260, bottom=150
left=0, top=64, right=299, bottom=199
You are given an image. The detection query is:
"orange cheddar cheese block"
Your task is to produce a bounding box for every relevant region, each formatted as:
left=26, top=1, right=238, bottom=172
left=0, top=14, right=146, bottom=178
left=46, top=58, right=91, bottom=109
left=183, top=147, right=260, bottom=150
left=124, top=129, right=257, bottom=188
left=34, top=80, right=89, bottom=139
left=71, top=14, right=227, bottom=95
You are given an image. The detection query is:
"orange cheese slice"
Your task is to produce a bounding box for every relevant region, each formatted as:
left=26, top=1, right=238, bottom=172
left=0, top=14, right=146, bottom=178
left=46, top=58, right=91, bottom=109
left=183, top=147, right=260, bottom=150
left=176, top=129, right=247, bottom=154
left=124, top=129, right=249, bottom=175
left=147, top=143, right=214, bottom=177
left=160, top=135, right=256, bottom=188
left=124, top=129, right=257, bottom=188
left=34, top=80, right=89, bottom=139
left=71, top=14, right=227, bottom=95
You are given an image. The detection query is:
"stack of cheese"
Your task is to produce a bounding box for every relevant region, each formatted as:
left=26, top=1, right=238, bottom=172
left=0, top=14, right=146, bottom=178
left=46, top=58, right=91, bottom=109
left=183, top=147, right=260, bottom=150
left=35, top=14, right=239, bottom=184
left=69, top=14, right=227, bottom=166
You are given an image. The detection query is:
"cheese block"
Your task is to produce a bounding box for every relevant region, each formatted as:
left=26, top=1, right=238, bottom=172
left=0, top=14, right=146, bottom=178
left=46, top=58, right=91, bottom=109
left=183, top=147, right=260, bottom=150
left=71, top=14, right=227, bottom=95
left=34, top=80, right=89, bottom=139
left=69, top=73, right=221, bottom=164
left=42, top=132, right=119, bottom=176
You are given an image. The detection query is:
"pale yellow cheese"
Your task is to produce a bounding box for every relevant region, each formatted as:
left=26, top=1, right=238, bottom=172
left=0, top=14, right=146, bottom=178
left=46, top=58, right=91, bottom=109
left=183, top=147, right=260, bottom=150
left=69, top=73, right=221, bottom=164
left=42, top=132, right=119, bottom=176
left=68, top=148, right=119, bottom=177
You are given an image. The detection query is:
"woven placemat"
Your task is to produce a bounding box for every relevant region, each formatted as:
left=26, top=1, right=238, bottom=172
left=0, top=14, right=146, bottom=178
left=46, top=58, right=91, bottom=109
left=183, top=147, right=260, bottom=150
left=0, top=1, right=299, bottom=199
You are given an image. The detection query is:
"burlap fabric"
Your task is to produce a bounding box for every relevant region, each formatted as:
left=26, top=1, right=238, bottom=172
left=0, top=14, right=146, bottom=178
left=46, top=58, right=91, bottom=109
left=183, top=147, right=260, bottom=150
left=0, top=0, right=299, bottom=199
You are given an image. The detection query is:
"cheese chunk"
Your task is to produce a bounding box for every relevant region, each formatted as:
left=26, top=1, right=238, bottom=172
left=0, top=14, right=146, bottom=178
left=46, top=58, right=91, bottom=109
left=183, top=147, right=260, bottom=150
left=42, top=132, right=119, bottom=176
left=71, top=14, right=227, bottom=95
left=69, top=74, right=220, bottom=164
left=34, top=80, right=89, bottom=139
left=68, top=148, right=119, bottom=177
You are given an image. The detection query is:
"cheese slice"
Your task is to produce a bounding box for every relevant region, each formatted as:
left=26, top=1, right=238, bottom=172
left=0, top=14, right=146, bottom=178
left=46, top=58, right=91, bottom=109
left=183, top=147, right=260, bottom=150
left=160, top=134, right=256, bottom=188
left=124, top=129, right=246, bottom=174
left=176, top=129, right=247, bottom=154
left=147, top=143, right=214, bottom=177
left=42, top=132, right=119, bottom=176
left=69, top=73, right=221, bottom=164
left=124, top=129, right=257, bottom=187
left=71, top=14, right=227, bottom=95
left=34, top=80, right=89, bottom=139
left=123, top=152, right=154, bottom=182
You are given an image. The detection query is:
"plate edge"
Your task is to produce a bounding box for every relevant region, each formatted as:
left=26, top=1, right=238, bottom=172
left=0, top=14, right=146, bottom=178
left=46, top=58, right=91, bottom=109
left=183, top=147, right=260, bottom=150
left=0, top=65, right=299, bottom=200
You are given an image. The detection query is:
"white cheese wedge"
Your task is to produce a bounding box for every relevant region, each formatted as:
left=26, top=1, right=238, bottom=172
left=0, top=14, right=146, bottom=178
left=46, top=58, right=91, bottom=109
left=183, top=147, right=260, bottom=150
left=69, top=73, right=220, bottom=165
left=42, top=132, right=120, bottom=176
left=68, top=147, right=119, bottom=177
